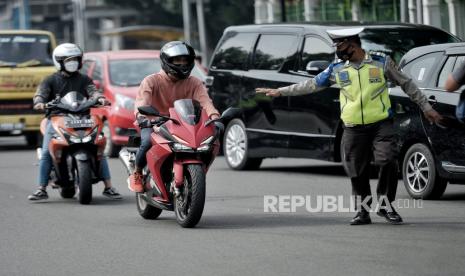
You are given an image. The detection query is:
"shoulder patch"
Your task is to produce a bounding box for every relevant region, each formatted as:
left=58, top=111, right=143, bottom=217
left=369, top=51, right=387, bottom=63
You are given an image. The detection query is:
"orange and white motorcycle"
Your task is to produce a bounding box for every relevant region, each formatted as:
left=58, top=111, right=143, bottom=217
left=37, top=91, right=107, bottom=204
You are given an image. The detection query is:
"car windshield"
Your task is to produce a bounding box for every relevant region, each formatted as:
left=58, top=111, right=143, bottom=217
left=0, top=34, right=53, bottom=66
left=109, top=58, right=206, bottom=87
left=360, top=28, right=459, bottom=63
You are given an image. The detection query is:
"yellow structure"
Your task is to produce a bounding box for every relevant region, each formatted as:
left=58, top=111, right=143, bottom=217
left=0, top=30, right=56, bottom=145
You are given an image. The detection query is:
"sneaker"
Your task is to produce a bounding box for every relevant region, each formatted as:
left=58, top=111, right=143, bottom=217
left=129, top=172, right=144, bottom=193
left=102, top=187, right=122, bottom=200
left=28, top=189, right=48, bottom=201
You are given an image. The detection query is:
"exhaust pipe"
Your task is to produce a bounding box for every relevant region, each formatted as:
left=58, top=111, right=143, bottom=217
left=119, top=148, right=135, bottom=175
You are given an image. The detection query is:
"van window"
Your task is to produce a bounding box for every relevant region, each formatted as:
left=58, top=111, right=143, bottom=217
left=0, top=34, right=53, bottom=66
left=437, top=56, right=456, bottom=88
left=252, top=34, right=298, bottom=70
left=300, top=36, right=334, bottom=71
left=360, top=28, right=458, bottom=63
left=210, top=32, right=256, bottom=70
left=403, top=52, right=443, bottom=87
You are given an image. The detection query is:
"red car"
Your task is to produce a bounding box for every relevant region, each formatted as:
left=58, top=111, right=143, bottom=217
left=82, top=50, right=208, bottom=157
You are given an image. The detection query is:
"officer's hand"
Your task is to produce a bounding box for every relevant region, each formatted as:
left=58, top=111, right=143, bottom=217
left=34, top=103, right=45, bottom=111
left=424, top=109, right=443, bottom=125
left=98, top=97, right=110, bottom=106
left=255, top=88, right=281, bottom=97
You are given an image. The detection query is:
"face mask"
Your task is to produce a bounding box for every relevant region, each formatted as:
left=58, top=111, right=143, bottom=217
left=64, top=60, right=79, bottom=73
left=336, top=45, right=354, bottom=61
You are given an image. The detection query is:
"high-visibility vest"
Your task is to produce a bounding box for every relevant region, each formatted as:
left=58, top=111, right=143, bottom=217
left=334, top=56, right=391, bottom=125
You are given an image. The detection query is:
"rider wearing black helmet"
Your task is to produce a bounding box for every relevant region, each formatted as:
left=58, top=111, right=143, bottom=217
left=129, top=41, right=220, bottom=193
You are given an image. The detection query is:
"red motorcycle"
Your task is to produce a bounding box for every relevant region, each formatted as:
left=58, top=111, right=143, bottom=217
left=119, top=99, right=238, bottom=227
left=38, top=91, right=107, bottom=204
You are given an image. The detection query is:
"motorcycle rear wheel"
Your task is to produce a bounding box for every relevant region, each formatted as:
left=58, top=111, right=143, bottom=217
left=174, top=164, right=206, bottom=228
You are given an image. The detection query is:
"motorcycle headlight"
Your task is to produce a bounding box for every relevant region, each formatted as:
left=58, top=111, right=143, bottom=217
left=115, top=94, right=135, bottom=111
left=69, top=136, right=81, bottom=143
left=201, top=136, right=215, bottom=145
left=68, top=128, right=98, bottom=144
left=172, top=142, right=194, bottom=152
left=197, top=144, right=211, bottom=152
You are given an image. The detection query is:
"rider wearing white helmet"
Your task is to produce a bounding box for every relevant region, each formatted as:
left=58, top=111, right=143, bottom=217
left=28, top=43, right=121, bottom=201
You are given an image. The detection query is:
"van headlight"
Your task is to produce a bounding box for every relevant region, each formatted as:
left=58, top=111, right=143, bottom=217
left=115, top=94, right=135, bottom=111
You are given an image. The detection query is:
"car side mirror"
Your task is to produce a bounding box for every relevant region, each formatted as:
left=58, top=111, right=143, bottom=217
left=205, top=76, right=214, bottom=88
left=220, top=107, right=241, bottom=121
left=306, top=60, right=330, bottom=75
left=138, top=106, right=160, bottom=116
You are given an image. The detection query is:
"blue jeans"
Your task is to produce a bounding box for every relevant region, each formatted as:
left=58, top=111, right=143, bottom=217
left=38, top=120, right=111, bottom=186
left=135, top=128, right=153, bottom=169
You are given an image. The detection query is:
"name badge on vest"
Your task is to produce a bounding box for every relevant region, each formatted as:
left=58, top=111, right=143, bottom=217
left=338, top=71, right=351, bottom=86
left=369, top=68, right=382, bottom=83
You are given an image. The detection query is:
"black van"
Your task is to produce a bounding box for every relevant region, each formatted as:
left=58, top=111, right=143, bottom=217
left=207, top=23, right=459, bottom=175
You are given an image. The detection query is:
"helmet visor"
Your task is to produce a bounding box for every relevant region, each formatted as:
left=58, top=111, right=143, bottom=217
left=164, top=44, right=190, bottom=57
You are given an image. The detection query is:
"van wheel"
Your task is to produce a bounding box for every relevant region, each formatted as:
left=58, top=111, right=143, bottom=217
left=402, top=143, right=447, bottom=199
left=103, top=121, right=120, bottom=158
left=223, top=119, right=262, bottom=170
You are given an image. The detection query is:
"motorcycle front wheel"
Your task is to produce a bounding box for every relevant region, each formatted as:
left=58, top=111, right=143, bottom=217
left=76, top=160, right=92, bottom=204
left=174, top=164, right=206, bottom=228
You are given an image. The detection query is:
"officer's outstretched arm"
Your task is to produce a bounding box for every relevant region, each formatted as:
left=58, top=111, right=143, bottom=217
left=256, top=64, right=335, bottom=97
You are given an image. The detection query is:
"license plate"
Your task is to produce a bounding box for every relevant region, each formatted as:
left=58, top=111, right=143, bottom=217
left=65, top=119, right=94, bottom=128
left=0, top=123, right=24, bottom=131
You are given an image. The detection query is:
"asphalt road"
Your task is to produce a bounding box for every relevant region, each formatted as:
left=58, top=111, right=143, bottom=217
left=1, top=136, right=465, bottom=276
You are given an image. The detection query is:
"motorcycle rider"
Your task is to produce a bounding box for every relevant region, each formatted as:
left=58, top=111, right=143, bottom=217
left=129, top=41, right=220, bottom=193
left=28, top=43, right=121, bottom=200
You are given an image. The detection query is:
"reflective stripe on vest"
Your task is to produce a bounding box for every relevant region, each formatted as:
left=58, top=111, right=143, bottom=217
left=334, top=62, right=390, bottom=125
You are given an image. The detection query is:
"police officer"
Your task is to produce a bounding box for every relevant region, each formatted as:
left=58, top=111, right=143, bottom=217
left=256, top=27, right=443, bottom=225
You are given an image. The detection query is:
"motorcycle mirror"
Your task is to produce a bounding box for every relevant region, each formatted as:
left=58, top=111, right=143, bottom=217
left=138, top=106, right=160, bottom=116
left=220, top=107, right=241, bottom=121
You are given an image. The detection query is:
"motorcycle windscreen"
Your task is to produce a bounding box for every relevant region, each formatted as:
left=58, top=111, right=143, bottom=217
left=60, top=91, right=86, bottom=108
left=173, top=99, right=202, bottom=125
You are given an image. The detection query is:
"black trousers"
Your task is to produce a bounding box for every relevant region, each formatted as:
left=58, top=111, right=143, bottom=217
left=341, top=119, right=399, bottom=209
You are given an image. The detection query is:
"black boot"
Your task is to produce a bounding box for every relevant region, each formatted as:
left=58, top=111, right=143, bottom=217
left=350, top=209, right=372, bottom=225
left=377, top=206, right=403, bottom=224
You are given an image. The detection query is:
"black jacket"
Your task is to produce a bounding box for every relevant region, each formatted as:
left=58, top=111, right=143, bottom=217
left=33, top=72, right=102, bottom=117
